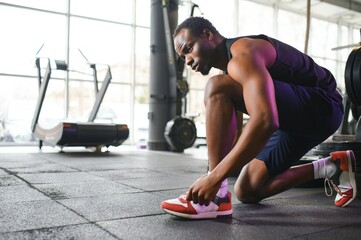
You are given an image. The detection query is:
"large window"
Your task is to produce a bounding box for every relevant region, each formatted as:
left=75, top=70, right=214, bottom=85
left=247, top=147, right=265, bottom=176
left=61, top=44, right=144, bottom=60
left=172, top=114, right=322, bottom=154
left=238, top=1, right=274, bottom=37
left=278, top=9, right=307, bottom=52
left=0, top=1, right=148, bottom=145
left=0, top=0, right=360, bottom=146
left=70, top=0, right=133, bottom=23
left=0, top=7, right=67, bottom=75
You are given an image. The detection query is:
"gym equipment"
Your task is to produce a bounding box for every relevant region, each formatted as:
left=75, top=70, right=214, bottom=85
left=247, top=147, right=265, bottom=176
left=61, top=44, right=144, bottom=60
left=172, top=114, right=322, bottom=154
left=31, top=57, right=129, bottom=151
left=161, top=0, right=197, bottom=152
left=164, top=116, right=197, bottom=152
left=148, top=0, right=178, bottom=151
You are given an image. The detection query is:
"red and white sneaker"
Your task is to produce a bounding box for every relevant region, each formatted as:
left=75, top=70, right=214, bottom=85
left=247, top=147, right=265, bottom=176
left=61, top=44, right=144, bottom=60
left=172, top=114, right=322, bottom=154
left=161, top=191, right=233, bottom=219
left=324, top=150, right=357, bottom=207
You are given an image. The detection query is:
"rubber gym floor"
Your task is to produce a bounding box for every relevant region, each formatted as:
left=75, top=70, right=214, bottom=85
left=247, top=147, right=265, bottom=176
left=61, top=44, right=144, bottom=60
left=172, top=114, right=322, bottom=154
left=1, top=145, right=361, bottom=240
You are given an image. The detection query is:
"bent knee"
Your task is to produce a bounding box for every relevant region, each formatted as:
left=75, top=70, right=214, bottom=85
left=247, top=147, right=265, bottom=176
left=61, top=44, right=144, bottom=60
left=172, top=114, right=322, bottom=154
left=234, top=185, right=261, bottom=204
left=204, top=75, right=228, bottom=99
left=205, top=74, right=242, bottom=96
left=204, top=74, right=243, bottom=105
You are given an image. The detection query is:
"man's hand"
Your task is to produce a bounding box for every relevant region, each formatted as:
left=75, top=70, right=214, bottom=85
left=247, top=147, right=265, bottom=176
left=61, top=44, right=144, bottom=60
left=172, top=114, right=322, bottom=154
left=186, top=174, right=221, bottom=206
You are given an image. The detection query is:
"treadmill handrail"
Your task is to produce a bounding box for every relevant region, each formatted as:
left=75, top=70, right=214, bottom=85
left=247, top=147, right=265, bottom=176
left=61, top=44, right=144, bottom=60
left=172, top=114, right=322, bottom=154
left=31, top=58, right=52, bottom=132
left=87, top=65, right=112, bottom=122
left=32, top=57, right=113, bottom=127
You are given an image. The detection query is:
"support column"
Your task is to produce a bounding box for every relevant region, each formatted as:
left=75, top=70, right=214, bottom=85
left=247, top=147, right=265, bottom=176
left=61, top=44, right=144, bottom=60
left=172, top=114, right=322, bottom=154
left=148, top=0, right=179, bottom=151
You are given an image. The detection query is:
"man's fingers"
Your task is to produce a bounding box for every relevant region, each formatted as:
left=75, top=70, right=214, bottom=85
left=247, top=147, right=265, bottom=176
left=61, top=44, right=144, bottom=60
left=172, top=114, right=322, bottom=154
left=186, top=176, right=215, bottom=205
left=198, top=195, right=205, bottom=206
left=186, top=189, right=192, bottom=201
left=202, top=193, right=212, bottom=206
left=192, top=191, right=199, bottom=204
left=204, top=198, right=211, bottom=206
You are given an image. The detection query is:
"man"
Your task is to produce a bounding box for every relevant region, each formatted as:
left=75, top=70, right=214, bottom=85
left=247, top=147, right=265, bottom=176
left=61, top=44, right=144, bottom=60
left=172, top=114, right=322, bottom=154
left=160, top=16, right=357, bottom=219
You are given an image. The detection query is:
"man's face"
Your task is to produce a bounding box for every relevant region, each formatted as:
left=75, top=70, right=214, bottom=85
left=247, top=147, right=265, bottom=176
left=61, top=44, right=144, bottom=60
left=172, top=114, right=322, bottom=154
left=174, top=28, right=212, bottom=75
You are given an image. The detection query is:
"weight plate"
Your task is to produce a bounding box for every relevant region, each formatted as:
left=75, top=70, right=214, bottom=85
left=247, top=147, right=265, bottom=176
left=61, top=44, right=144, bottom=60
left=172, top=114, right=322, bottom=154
left=351, top=102, right=361, bottom=120
left=352, top=47, right=361, bottom=105
left=345, top=48, right=359, bottom=105
left=164, top=116, right=197, bottom=152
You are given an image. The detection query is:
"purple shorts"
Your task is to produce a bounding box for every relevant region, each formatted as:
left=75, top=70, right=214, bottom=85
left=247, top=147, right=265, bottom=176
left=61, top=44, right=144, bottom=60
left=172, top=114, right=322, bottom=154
left=256, top=80, right=343, bottom=177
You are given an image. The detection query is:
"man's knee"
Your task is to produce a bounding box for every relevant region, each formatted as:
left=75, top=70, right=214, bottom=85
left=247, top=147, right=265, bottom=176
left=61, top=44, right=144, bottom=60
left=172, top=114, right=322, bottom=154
left=204, top=75, right=227, bottom=99
left=233, top=185, right=261, bottom=204
left=233, top=160, right=268, bottom=204
left=204, top=74, right=242, bottom=105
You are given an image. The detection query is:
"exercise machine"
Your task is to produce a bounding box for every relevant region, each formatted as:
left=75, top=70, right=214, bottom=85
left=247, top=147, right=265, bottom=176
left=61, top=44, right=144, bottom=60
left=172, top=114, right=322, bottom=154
left=162, top=1, right=199, bottom=152
left=313, top=31, right=361, bottom=157
left=31, top=57, right=129, bottom=151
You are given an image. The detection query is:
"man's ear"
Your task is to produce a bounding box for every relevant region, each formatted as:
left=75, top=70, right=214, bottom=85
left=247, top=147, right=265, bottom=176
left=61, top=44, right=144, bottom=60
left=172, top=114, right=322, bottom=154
left=202, top=28, right=213, bottom=40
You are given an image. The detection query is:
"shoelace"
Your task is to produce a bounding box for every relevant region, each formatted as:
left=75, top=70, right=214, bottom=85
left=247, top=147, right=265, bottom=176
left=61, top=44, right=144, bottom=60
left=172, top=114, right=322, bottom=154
left=179, top=192, right=225, bottom=206
left=324, top=178, right=342, bottom=196
left=179, top=193, right=187, bottom=199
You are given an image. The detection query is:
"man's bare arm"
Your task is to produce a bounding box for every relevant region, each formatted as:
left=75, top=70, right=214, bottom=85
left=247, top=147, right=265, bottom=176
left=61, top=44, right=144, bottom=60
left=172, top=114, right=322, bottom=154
left=209, top=38, right=278, bottom=184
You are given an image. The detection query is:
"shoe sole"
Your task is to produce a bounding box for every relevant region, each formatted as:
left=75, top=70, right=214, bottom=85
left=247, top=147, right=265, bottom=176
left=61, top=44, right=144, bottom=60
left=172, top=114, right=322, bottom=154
left=341, top=150, right=357, bottom=207
left=163, top=208, right=233, bottom=219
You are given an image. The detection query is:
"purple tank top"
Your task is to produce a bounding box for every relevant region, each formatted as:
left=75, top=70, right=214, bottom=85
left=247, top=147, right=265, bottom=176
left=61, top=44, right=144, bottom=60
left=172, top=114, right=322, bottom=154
left=225, top=35, right=337, bottom=92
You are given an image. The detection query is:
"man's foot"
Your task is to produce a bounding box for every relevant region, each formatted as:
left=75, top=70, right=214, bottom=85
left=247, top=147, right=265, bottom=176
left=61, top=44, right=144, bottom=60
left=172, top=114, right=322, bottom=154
left=160, top=191, right=233, bottom=219
left=324, top=150, right=357, bottom=207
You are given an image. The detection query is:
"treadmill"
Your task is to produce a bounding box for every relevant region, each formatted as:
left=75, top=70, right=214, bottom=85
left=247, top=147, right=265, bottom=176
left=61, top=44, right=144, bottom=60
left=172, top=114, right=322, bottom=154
left=31, top=57, right=129, bottom=151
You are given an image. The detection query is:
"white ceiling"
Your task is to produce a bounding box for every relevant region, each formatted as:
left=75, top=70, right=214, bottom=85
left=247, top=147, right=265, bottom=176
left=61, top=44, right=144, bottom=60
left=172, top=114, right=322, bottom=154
left=252, top=0, right=361, bottom=27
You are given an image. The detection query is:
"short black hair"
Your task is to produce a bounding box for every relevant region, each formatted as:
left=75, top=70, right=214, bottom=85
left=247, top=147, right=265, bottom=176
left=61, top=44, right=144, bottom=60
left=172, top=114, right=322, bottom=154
left=173, top=17, right=219, bottom=38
